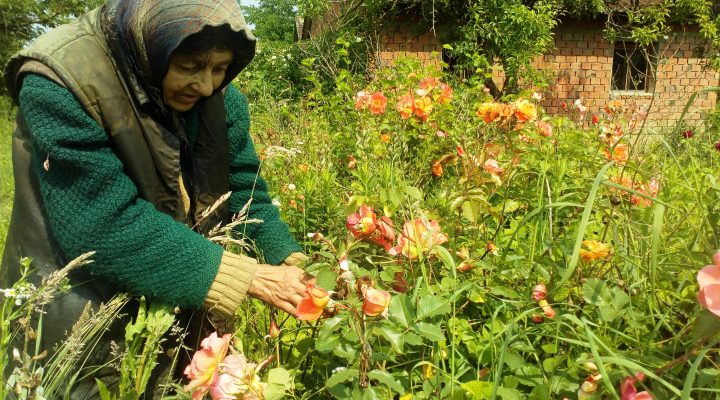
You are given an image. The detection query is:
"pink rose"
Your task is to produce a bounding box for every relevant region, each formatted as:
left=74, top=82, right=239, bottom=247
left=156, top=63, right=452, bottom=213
left=184, top=332, right=232, bottom=399
left=698, top=251, right=720, bottom=317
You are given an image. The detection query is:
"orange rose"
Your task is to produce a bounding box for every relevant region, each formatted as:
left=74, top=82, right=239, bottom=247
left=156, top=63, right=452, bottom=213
left=413, top=96, right=433, bottom=121
left=362, top=287, right=391, bottom=317
left=297, top=285, right=330, bottom=321
left=396, top=93, right=414, bottom=119
left=580, top=240, right=611, bottom=262
left=368, top=92, right=387, bottom=115
left=514, top=99, right=537, bottom=123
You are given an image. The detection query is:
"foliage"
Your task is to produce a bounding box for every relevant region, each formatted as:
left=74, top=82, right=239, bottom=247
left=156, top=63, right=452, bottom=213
left=243, top=0, right=297, bottom=43
left=0, top=253, right=129, bottom=399
left=0, top=97, right=13, bottom=256
left=293, top=0, right=719, bottom=97
left=97, top=298, right=176, bottom=400
left=0, top=0, right=103, bottom=93
left=234, top=58, right=720, bottom=399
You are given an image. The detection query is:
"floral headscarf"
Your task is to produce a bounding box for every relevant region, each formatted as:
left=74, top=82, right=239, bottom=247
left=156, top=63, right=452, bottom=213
left=102, top=0, right=255, bottom=115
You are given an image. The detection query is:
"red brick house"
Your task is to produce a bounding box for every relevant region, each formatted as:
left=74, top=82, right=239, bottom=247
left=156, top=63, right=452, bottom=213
left=300, top=4, right=719, bottom=126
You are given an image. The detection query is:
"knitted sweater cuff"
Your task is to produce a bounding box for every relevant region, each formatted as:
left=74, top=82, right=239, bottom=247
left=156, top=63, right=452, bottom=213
left=283, top=252, right=308, bottom=266
left=204, top=252, right=258, bottom=319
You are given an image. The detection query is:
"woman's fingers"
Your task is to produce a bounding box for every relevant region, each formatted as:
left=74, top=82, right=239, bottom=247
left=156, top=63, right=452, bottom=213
left=247, top=264, right=313, bottom=314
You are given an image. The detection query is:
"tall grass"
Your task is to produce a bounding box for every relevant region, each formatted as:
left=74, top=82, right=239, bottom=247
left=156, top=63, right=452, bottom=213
left=0, top=98, right=14, bottom=256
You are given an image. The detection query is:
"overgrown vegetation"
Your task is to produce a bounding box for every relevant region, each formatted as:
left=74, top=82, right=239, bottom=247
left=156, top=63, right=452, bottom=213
left=1, top=0, right=720, bottom=398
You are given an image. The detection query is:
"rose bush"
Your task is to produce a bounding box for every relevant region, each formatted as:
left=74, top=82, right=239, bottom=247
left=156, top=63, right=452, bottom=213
left=209, top=56, right=720, bottom=399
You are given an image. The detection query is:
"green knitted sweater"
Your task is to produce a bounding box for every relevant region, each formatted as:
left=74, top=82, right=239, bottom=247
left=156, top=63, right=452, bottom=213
left=19, top=74, right=301, bottom=308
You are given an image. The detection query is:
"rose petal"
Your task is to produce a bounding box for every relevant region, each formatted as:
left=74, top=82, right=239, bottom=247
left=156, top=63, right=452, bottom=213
left=699, top=284, right=720, bottom=317
left=697, top=265, right=720, bottom=288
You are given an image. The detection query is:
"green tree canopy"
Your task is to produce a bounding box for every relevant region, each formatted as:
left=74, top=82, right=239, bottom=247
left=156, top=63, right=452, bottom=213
left=0, top=0, right=103, bottom=93
left=243, top=0, right=297, bottom=43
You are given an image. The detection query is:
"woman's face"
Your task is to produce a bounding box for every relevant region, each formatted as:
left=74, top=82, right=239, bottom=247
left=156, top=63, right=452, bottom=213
left=162, top=49, right=234, bottom=112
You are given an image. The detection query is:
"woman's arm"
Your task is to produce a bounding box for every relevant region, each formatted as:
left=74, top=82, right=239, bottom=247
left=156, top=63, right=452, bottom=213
left=224, top=85, right=302, bottom=265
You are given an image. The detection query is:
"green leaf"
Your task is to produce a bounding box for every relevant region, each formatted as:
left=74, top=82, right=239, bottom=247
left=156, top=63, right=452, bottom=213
left=376, top=325, right=404, bottom=352
left=315, top=334, right=340, bottom=353
left=497, top=386, right=523, bottom=400
left=404, top=332, right=423, bottom=346
left=317, top=269, right=338, bottom=291
left=413, top=322, right=445, bottom=342
left=541, top=343, right=557, bottom=354
left=95, top=379, right=114, bottom=400
left=692, top=310, right=720, bottom=340
left=389, top=294, right=415, bottom=328
left=542, top=356, right=564, bottom=373
left=468, top=289, right=485, bottom=303
left=325, top=368, right=359, bottom=388
left=417, top=295, right=451, bottom=320
left=334, top=342, right=360, bottom=361
left=368, top=369, right=405, bottom=394
left=461, top=380, right=493, bottom=399
left=319, top=315, right=346, bottom=340
left=503, top=352, right=527, bottom=370
left=404, top=185, right=423, bottom=200
left=582, top=278, right=629, bottom=321
left=489, top=286, right=520, bottom=299
left=267, top=368, right=291, bottom=387
left=431, top=246, right=456, bottom=270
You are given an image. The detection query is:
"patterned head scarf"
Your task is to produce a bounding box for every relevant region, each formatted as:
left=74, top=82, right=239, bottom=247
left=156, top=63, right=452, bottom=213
left=103, top=0, right=255, bottom=113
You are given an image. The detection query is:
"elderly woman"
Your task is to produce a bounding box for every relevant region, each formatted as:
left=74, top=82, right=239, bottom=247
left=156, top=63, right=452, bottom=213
left=1, top=0, right=309, bottom=393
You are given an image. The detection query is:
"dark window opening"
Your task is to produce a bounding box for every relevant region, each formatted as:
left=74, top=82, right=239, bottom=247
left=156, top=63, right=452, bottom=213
left=612, top=41, right=655, bottom=92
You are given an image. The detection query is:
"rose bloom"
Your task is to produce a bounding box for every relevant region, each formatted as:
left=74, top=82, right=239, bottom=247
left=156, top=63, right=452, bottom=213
left=476, top=102, right=500, bottom=123
left=184, top=332, right=232, bottom=399
left=436, top=82, right=453, bottom=104
left=418, top=77, right=438, bottom=91
left=390, top=218, right=448, bottom=259
left=432, top=161, right=444, bottom=177
left=362, top=287, right=391, bottom=317
left=603, top=142, right=629, bottom=164
left=346, top=205, right=378, bottom=236
left=347, top=155, right=356, bottom=169
left=532, top=284, right=547, bottom=301
left=211, top=354, right=267, bottom=400
left=413, top=96, right=433, bottom=121
left=297, top=285, right=330, bottom=321
left=514, top=99, right=537, bottom=122
left=396, top=93, right=414, bottom=119
left=605, top=99, right=624, bottom=114
left=498, top=103, right=514, bottom=119
left=536, top=121, right=553, bottom=137
left=538, top=299, right=556, bottom=318
left=368, top=92, right=387, bottom=115
left=354, top=91, right=370, bottom=110
left=697, top=251, right=720, bottom=317
left=580, top=240, right=612, bottom=262
left=346, top=205, right=395, bottom=250
left=483, top=159, right=504, bottom=174
left=620, top=373, right=653, bottom=400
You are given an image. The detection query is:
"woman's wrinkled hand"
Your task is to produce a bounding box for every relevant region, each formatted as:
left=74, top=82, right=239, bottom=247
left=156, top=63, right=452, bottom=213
left=247, top=264, right=316, bottom=316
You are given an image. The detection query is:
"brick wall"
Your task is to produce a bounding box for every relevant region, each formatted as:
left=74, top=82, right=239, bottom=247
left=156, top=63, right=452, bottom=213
left=306, top=5, right=719, bottom=125
left=375, top=23, right=443, bottom=68
left=364, top=19, right=718, bottom=125
left=541, top=25, right=719, bottom=126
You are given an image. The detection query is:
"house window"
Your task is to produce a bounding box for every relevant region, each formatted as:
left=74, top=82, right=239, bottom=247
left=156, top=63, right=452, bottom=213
left=611, top=41, right=655, bottom=92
